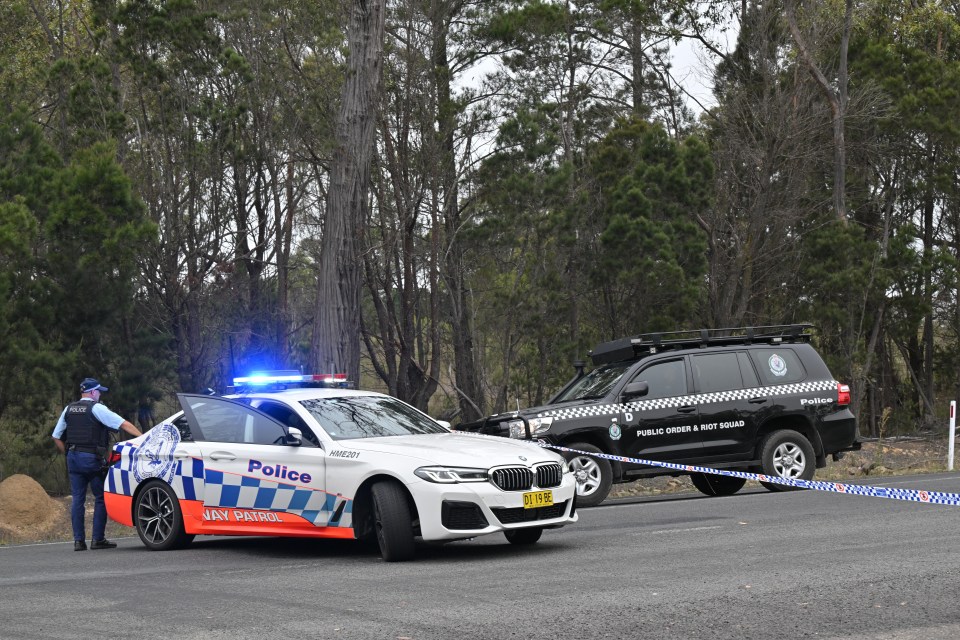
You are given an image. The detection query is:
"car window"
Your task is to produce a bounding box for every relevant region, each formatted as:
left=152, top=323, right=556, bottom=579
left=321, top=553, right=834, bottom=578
left=553, top=361, right=634, bottom=402
left=253, top=400, right=321, bottom=447
left=737, top=352, right=760, bottom=387
left=172, top=413, right=197, bottom=441
left=749, top=348, right=807, bottom=385
left=179, top=395, right=289, bottom=445
left=633, top=359, right=687, bottom=399
left=298, top=396, right=448, bottom=441
left=692, top=352, right=744, bottom=393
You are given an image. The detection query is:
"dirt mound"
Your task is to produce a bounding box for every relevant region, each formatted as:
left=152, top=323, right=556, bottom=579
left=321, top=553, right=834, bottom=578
left=0, top=474, right=63, bottom=540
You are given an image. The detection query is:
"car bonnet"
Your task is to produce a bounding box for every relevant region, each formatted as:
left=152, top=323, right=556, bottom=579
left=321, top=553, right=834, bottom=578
left=331, top=432, right=561, bottom=466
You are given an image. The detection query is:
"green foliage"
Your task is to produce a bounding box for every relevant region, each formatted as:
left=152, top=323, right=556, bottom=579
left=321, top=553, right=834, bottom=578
left=0, top=111, right=71, bottom=420
left=3, top=0, right=960, bottom=438
left=483, top=1, right=568, bottom=48
left=0, top=107, right=158, bottom=487
left=584, top=118, right=712, bottom=335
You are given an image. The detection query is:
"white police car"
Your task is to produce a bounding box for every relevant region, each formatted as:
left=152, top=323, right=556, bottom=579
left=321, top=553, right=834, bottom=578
left=104, top=374, right=578, bottom=561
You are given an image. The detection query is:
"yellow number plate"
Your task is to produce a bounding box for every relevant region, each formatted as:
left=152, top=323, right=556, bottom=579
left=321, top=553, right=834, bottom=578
left=522, top=490, right=553, bottom=509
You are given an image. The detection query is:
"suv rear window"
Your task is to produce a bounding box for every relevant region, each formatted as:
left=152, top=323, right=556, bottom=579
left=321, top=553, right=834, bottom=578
left=692, top=352, right=743, bottom=393
left=749, top=348, right=806, bottom=385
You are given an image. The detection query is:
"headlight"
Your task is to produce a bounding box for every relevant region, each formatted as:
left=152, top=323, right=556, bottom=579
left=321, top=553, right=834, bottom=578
left=508, top=416, right=554, bottom=439
left=414, top=466, right=489, bottom=483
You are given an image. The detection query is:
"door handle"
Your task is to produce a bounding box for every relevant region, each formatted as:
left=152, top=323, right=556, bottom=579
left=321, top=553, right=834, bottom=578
left=173, top=450, right=191, bottom=460
left=208, top=452, right=237, bottom=461
left=677, top=405, right=696, bottom=414
left=748, top=397, right=769, bottom=404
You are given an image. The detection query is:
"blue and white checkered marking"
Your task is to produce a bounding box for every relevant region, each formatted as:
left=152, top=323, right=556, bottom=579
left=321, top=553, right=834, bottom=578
left=543, top=442, right=960, bottom=506
left=172, top=456, right=204, bottom=502
left=107, top=434, right=350, bottom=527
left=542, top=380, right=838, bottom=420
left=105, top=441, right=139, bottom=496
left=203, top=468, right=344, bottom=526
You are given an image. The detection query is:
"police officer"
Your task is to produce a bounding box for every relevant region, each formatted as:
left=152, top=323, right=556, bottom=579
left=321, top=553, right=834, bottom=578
left=51, top=377, right=142, bottom=551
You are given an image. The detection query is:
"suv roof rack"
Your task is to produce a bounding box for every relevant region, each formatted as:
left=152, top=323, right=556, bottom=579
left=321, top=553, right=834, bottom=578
left=589, top=324, right=815, bottom=366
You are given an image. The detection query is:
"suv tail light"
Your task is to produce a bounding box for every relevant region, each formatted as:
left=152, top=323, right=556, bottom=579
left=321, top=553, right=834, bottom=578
left=837, top=383, right=851, bottom=406
left=107, top=450, right=122, bottom=466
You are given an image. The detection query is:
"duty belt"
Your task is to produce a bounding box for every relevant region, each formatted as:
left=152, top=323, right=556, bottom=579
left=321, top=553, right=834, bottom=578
left=68, top=445, right=102, bottom=455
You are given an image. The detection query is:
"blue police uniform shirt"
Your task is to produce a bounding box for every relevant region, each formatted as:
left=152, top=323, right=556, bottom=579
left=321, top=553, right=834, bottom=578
left=52, top=398, right=125, bottom=439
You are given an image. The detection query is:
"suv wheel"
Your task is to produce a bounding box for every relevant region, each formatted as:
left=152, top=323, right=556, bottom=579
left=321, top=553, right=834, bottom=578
left=759, top=429, right=815, bottom=492
left=564, top=442, right=612, bottom=508
left=689, top=473, right=746, bottom=497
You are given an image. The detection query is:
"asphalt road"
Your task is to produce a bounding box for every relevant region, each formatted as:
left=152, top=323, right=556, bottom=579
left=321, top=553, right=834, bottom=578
left=2, top=473, right=960, bottom=640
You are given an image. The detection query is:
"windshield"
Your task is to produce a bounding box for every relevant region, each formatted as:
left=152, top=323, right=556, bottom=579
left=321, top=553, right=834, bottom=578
left=298, top=396, right=448, bottom=441
left=552, top=361, right=634, bottom=403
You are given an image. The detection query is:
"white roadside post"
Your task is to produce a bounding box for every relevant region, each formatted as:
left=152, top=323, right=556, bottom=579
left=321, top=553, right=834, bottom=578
left=949, top=401, right=956, bottom=472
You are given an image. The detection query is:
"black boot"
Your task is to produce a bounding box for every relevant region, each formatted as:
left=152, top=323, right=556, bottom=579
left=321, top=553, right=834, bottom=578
left=90, top=539, right=117, bottom=550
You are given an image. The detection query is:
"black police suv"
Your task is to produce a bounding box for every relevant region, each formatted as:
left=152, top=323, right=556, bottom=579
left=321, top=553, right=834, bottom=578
left=457, top=325, right=861, bottom=507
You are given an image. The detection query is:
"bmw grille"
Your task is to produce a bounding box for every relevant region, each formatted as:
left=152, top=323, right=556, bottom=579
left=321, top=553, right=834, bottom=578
left=490, top=463, right=563, bottom=491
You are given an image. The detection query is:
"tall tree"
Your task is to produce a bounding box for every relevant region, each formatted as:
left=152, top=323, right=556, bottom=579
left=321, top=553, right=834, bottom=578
left=311, top=0, right=386, bottom=383
left=784, top=0, right=854, bottom=223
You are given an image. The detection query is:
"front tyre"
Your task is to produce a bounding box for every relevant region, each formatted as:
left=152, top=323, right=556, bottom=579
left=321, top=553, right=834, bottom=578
left=134, top=481, right=194, bottom=551
left=504, top=527, right=543, bottom=545
left=371, top=481, right=416, bottom=562
left=690, top=473, right=746, bottom=496
left=759, top=429, right=816, bottom=492
left=564, top=442, right=612, bottom=508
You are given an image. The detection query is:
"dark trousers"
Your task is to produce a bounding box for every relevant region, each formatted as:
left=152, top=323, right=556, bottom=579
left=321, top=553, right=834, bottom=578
left=66, top=451, right=106, bottom=542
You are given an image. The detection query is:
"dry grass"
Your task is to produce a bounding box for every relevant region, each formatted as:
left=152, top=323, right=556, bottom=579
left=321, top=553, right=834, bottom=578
left=0, top=497, right=135, bottom=547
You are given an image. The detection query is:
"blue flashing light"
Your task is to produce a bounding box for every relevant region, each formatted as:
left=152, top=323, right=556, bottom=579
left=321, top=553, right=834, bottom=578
left=231, top=370, right=354, bottom=390
left=233, top=370, right=304, bottom=386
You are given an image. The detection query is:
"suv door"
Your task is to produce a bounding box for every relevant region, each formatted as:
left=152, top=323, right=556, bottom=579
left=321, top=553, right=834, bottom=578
left=691, top=351, right=760, bottom=459
left=618, top=357, right=702, bottom=467
left=178, top=394, right=329, bottom=532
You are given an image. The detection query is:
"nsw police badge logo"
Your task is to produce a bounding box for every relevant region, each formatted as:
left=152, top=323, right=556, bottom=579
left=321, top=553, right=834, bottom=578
left=609, top=424, right=622, bottom=441
left=768, top=353, right=788, bottom=377
left=133, top=422, right=180, bottom=484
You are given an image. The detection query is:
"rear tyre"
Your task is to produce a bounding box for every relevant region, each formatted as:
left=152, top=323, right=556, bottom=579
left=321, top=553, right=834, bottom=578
left=759, top=429, right=816, bottom=492
left=690, top=473, right=746, bottom=497
left=564, top=442, right=612, bottom=508
left=134, top=481, right=194, bottom=551
left=504, top=527, right=543, bottom=545
left=371, top=481, right=416, bottom=562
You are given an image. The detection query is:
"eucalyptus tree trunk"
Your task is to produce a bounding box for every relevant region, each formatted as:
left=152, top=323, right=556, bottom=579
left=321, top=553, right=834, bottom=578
left=311, top=0, right=385, bottom=383
left=429, top=2, right=485, bottom=421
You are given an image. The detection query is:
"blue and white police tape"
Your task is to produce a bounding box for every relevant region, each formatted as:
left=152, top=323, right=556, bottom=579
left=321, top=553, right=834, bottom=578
left=539, top=441, right=960, bottom=506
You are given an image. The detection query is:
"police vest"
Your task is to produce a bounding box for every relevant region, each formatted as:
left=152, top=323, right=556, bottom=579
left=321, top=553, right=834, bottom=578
left=64, top=401, right=109, bottom=449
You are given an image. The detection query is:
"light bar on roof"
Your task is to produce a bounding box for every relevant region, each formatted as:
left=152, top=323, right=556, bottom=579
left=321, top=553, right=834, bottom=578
left=306, top=373, right=348, bottom=383
left=231, top=371, right=352, bottom=388
left=233, top=370, right=304, bottom=386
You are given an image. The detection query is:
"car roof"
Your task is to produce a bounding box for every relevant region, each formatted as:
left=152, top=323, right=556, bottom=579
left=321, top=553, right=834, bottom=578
left=589, top=324, right=815, bottom=365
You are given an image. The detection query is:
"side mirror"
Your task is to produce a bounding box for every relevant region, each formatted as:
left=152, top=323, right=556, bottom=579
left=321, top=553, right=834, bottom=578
left=436, top=420, right=452, bottom=430
left=622, top=381, right=649, bottom=399
left=286, top=427, right=303, bottom=446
